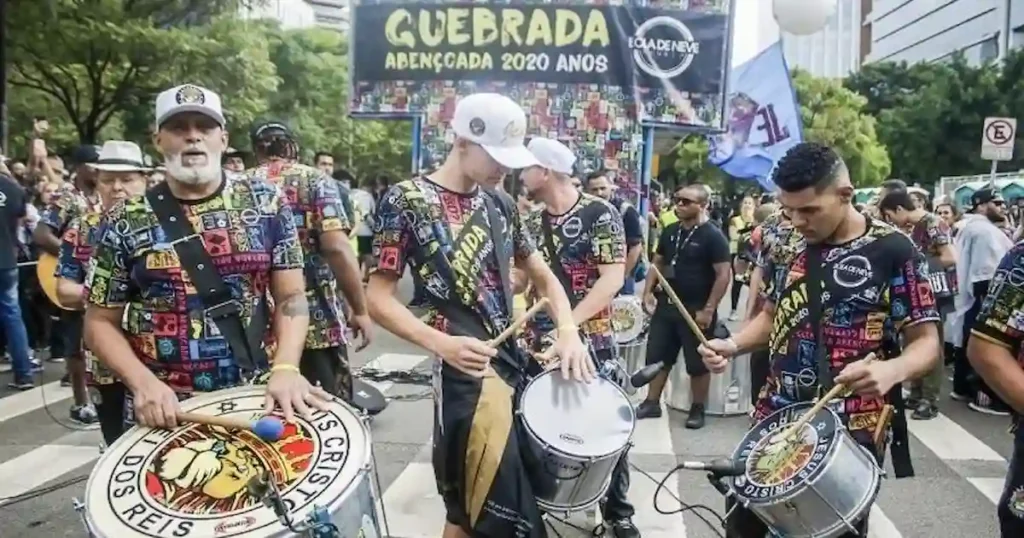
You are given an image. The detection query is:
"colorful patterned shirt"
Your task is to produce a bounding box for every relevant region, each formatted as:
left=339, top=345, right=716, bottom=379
left=972, top=242, right=1024, bottom=432
left=249, top=161, right=351, bottom=350
left=757, top=218, right=941, bottom=446
left=910, top=211, right=958, bottom=298
left=85, top=175, right=304, bottom=394
left=56, top=212, right=116, bottom=385
left=40, top=182, right=96, bottom=235
left=523, top=193, right=626, bottom=352
left=369, top=178, right=534, bottom=338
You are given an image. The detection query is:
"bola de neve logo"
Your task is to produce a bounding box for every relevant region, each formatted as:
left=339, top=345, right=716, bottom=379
left=628, top=16, right=700, bottom=79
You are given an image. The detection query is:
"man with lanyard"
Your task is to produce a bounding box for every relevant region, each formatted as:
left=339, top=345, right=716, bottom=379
left=637, top=183, right=731, bottom=429
left=32, top=143, right=100, bottom=424
left=967, top=242, right=1024, bottom=537
left=365, top=93, right=592, bottom=538
left=584, top=170, right=644, bottom=294
left=878, top=189, right=957, bottom=420
left=83, top=83, right=328, bottom=430
left=247, top=120, right=373, bottom=403
left=55, top=140, right=148, bottom=445
left=519, top=138, right=638, bottom=538
left=699, top=142, right=941, bottom=537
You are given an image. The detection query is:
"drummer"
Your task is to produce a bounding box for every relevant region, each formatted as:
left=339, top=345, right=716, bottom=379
left=364, top=93, right=591, bottom=538
left=83, top=84, right=330, bottom=430
left=698, top=142, right=941, bottom=537
left=519, top=138, right=638, bottom=538
left=54, top=141, right=148, bottom=445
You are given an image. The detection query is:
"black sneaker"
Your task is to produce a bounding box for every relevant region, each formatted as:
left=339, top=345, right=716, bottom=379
left=686, top=403, right=706, bottom=429
left=968, top=393, right=1010, bottom=416
left=7, top=378, right=34, bottom=390
left=911, top=401, right=938, bottom=420
left=608, top=518, right=640, bottom=538
left=60, top=373, right=71, bottom=387
left=635, top=400, right=662, bottom=419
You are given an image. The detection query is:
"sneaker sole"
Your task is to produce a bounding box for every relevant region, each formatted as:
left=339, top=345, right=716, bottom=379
left=967, top=402, right=1010, bottom=416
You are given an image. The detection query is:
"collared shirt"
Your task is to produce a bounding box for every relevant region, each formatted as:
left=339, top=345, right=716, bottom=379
left=522, top=193, right=626, bottom=351
left=85, top=175, right=304, bottom=394
left=757, top=218, right=940, bottom=445
left=249, top=162, right=351, bottom=350
left=40, top=182, right=98, bottom=235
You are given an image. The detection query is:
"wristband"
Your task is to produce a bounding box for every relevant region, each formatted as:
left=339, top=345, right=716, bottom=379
left=270, top=363, right=300, bottom=374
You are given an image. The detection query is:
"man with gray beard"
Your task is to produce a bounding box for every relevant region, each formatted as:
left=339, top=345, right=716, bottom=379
left=84, top=84, right=330, bottom=430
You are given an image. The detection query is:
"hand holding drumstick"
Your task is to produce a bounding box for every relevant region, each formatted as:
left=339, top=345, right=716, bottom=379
left=435, top=299, right=550, bottom=378
left=779, top=353, right=880, bottom=442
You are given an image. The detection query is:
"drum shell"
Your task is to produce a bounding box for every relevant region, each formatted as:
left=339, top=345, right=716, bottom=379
left=664, top=353, right=752, bottom=416
left=742, top=432, right=880, bottom=538
left=616, top=334, right=648, bottom=401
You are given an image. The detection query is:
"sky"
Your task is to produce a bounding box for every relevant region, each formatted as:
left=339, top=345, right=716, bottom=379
left=731, top=0, right=782, bottom=66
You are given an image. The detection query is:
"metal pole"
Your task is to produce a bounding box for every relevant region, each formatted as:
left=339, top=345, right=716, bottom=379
left=0, top=0, right=8, bottom=155
left=990, top=159, right=999, bottom=185
left=1000, top=0, right=1012, bottom=61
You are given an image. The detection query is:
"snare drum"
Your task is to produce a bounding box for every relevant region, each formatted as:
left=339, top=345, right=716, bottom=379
left=729, top=402, right=881, bottom=538
left=610, top=296, right=645, bottom=345
left=518, top=369, right=635, bottom=513
left=82, top=386, right=381, bottom=538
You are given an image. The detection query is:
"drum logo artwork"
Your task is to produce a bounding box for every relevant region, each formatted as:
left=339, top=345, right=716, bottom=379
left=96, top=392, right=355, bottom=537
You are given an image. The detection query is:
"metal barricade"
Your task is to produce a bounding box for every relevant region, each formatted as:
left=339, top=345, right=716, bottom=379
left=664, top=352, right=752, bottom=416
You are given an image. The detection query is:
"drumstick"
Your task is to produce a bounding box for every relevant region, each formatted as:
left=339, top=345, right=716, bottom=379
left=651, top=265, right=710, bottom=347
left=177, top=412, right=286, bottom=442
left=779, top=353, right=877, bottom=443
left=873, top=404, right=894, bottom=448
left=488, top=298, right=549, bottom=347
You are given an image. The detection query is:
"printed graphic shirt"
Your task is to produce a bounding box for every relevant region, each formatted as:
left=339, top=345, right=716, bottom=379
left=971, top=242, right=1024, bottom=432
left=369, top=177, right=534, bottom=340
left=40, top=182, right=98, bottom=235
left=755, top=210, right=798, bottom=271
left=85, top=175, right=304, bottom=394
left=757, top=218, right=940, bottom=445
left=909, top=212, right=958, bottom=297
left=56, top=212, right=116, bottom=385
left=249, top=161, right=351, bottom=350
left=522, top=193, right=626, bottom=352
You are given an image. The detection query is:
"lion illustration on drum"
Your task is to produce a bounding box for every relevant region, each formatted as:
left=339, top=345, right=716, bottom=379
left=144, top=422, right=314, bottom=514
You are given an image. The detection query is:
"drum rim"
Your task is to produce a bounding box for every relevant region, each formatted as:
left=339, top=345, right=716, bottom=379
left=519, top=369, right=636, bottom=459
left=83, top=386, right=374, bottom=536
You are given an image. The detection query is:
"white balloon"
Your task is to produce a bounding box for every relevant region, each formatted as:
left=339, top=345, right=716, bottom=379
left=773, top=0, right=838, bottom=36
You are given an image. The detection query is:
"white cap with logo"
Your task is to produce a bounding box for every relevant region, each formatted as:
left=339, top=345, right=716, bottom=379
left=452, top=93, right=539, bottom=169
left=527, top=137, right=576, bottom=175
left=155, top=84, right=226, bottom=128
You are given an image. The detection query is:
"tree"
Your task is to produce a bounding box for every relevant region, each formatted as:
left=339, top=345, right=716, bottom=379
left=671, top=136, right=729, bottom=192
left=792, top=69, right=891, bottom=187
left=843, top=61, right=947, bottom=117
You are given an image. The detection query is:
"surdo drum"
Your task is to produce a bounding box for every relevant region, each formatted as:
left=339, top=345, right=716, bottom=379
left=82, top=386, right=381, bottom=538
left=729, top=402, right=881, bottom=538
left=518, top=368, right=635, bottom=513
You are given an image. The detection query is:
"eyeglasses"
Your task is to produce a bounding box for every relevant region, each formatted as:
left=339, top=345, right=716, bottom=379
left=674, top=197, right=698, bottom=206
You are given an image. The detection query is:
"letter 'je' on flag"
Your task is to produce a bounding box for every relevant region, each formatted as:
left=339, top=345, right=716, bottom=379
left=707, top=41, right=803, bottom=190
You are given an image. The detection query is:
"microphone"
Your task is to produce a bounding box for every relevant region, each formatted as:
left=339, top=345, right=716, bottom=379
left=677, top=458, right=745, bottom=477
left=630, top=361, right=666, bottom=388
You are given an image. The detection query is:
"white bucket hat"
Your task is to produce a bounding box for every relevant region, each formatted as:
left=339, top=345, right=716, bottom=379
left=89, top=141, right=149, bottom=172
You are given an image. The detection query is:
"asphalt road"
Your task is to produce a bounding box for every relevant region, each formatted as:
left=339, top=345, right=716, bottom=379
left=0, top=279, right=1011, bottom=538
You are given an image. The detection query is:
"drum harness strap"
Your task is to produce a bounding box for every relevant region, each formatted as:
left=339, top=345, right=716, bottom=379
left=805, top=245, right=914, bottom=477
left=146, top=182, right=269, bottom=379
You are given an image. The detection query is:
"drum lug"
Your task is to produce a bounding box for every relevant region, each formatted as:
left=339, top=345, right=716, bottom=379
left=72, top=497, right=91, bottom=536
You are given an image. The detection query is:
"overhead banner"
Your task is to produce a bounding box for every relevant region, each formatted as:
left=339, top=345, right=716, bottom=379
left=351, top=4, right=729, bottom=98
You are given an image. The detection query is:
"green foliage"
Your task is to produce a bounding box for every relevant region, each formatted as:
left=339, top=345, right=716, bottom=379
left=671, top=137, right=728, bottom=192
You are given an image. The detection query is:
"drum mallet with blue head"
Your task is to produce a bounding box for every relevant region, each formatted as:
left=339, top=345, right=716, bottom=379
left=176, top=412, right=286, bottom=442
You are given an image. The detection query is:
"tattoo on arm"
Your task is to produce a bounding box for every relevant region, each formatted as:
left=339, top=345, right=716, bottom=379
left=279, top=294, right=309, bottom=318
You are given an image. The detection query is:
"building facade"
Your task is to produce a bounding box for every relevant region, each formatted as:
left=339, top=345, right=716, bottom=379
left=305, top=0, right=350, bottom=31
left=866, top=0, right=1023, bottom=65
left=779, top=0, right=867, bottom=78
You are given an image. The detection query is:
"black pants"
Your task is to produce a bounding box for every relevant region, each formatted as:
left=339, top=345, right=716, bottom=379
left=96, top=383, right=127, bottom=446
left=749, top=349, right=771, bottom=406
left=592, top=349, right=634, bottom=522
left=955, top=281, right=1009, bottom=408
left=999, top=430, right=1024, bottom=537
left=299, top=346, right=353, bottom=404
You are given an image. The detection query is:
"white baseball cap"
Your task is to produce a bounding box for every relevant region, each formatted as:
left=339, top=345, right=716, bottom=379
left=452, top=93, right=539, bottom=169
left=527, top=137, right=576, bottom=175
left=155, top=84, right=225, bottom=128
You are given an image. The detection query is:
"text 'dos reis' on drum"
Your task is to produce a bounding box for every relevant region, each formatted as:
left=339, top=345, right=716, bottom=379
left=83, top=386, right=381, bottom=538
left=729, top=402, right=881, bottom=538
left=518, top=369, right=636, bottom=512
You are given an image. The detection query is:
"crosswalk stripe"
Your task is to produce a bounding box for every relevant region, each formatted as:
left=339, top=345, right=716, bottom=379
left=0, top=443, right=98, bottom=500
left=0, top=381, right=71, bottom=422
left=967, top=477, right=1005, bottom=505
left=906, top=411, right=1007, bottom=462
left=867, top=505, right=903, bottom=538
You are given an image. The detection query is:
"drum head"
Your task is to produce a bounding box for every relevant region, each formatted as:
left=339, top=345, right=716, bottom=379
left=520, top=370, right=634, bottom=458
left=611, top=296, right=645, bottom=344
left=730, top=402, right=841, bottom=503
left=84, top=386, right=370, bottom=538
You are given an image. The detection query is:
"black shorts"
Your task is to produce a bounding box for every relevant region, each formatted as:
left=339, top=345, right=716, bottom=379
left=356, top=236, right=372, bottom=257
left=96, top=383, right=127, bottom=446
left=999, top=431, right=1024, bottom=537
left=300, top=346, right=353, bottom=404
left=61, top=310, right=84, bottom=359
left=645, top=307, right=714, bottom=376
left=432, top=361, right=546, bottom=537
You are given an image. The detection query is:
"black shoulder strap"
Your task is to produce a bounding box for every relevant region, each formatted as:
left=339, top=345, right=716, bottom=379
left=145, top=182, right=268, bottom=375
left=482, top=190, right=515, bottom=317
left=804, top=244, right=833, bottom=391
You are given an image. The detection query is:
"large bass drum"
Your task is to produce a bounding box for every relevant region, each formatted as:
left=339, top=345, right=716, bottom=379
left=518, top=369, right=635, bottom=513
left=729, top=402, right=881, bottom=538
left=81, top=386, right=381, bottom=538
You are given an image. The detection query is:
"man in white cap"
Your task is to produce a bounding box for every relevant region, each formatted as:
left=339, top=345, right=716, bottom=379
left=365, top=93, right=593, bottom=538
left=55, top=140, right=149, bottom=443
left=84, top=83, right=329, bottom=432
left=520, top=138, right=638, bottom=538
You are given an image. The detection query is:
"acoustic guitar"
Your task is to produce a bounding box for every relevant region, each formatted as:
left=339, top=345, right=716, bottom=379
left=37, top=252, right=75, bottom=311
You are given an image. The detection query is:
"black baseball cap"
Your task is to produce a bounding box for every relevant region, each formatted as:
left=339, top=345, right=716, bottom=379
left=72, top=144, right=101, bottom=165
left=971, top=187, right=1005, bottom=208
left=249, top=120, right=292, bottom=145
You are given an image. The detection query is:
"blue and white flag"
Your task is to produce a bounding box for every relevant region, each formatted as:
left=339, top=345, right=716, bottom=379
left=708, top=42, right=803, bottom=190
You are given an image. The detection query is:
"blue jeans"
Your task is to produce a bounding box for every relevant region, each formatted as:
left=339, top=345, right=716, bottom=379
left=0, top=268, right=31, bottom=381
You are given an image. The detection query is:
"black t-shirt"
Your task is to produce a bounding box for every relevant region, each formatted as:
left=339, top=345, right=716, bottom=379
left=656, top=220, right=730, bottom=310
left=610, top=197, right=643, bottom=248
left=0, top=175, right=26, bottom=269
